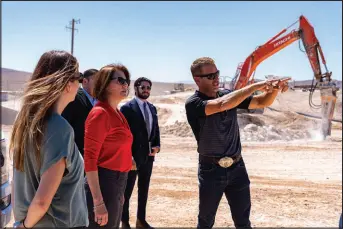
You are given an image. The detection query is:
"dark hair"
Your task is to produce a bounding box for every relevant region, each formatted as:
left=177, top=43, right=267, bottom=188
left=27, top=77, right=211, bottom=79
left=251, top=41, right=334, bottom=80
left=134, top=77, right=152, bottom=88
left=93, top=63, right=130, bottom=102
left=83, top=69, right=98, bottom=79
left=79, top=69, right=98, bottom=83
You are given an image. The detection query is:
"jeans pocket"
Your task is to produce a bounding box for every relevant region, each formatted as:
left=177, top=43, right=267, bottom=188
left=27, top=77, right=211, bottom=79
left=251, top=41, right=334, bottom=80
left=199, top=162, right=216, bottom=173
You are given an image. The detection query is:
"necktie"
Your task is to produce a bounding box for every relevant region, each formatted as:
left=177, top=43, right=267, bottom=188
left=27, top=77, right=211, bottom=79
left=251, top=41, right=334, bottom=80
left=143, top=102, right=151, bottom=138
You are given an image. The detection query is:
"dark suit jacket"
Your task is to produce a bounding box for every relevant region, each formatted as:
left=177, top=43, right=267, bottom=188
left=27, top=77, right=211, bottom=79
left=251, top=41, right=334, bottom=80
left=120, top=98, right=160, bottom=168
left=62, top=88, right=93, bottom=157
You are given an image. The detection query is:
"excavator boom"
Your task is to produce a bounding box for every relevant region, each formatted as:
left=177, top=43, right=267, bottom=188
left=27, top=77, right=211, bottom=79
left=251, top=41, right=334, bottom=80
left=232, top=15, right=339, bottom=138
left=234, top=30, right=299, bottom=90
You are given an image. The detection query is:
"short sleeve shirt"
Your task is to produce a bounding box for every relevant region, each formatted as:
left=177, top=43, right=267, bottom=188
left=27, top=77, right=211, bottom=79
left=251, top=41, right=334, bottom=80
left=185, top=89, right=252, bottom=157
left=13, top=113, right=89, bottom=228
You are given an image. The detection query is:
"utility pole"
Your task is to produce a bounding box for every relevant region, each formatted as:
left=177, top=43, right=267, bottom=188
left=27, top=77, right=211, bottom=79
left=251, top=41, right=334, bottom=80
left=65, top=18, right=80, bottom=55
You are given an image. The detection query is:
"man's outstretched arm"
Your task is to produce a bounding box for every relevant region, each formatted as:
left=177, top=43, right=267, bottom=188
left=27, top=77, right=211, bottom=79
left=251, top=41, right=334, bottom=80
left=248, top=79, right=289, bottom=109
left=205, top=80, right=274, bottom=116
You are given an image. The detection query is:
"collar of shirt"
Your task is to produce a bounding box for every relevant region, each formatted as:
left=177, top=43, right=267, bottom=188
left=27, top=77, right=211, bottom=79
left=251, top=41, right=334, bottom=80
left=134, top=96, right=151, bottom=121
left=81, top=86, right=97, bottom=106
left=196, top=89, right=231, bottom=99
left=134, top=96, right=147, bottom=107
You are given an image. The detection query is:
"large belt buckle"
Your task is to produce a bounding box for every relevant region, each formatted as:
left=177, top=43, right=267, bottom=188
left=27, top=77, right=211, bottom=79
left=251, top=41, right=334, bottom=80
left=218, top=157, right=234, bottom=168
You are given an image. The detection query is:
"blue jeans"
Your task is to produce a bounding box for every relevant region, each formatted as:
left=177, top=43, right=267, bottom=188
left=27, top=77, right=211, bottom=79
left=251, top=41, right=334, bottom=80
left=197, top=158, right=252, bottom=229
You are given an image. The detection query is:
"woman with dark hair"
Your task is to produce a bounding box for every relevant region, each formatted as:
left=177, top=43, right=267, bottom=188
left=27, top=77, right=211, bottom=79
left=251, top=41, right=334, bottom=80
left=84, top=63, right=133, bottom=229
left=10, top=50, right=88, bottom=228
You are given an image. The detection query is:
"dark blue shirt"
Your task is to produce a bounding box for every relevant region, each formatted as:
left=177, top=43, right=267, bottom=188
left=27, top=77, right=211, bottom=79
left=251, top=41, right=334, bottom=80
left=185, top=89, right=252, bottom=157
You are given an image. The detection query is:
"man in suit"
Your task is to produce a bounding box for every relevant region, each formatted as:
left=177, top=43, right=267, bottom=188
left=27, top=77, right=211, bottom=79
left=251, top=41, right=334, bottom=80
left=120, top=77, right=161, bottom=229
left=62, top=68, right=98, bottom=157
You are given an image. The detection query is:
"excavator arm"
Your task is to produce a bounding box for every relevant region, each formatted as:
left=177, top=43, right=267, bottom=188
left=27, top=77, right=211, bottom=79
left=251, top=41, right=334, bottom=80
left=232, top=15, right=339, bottom=138
left=233, top=29, right=299, bottom=90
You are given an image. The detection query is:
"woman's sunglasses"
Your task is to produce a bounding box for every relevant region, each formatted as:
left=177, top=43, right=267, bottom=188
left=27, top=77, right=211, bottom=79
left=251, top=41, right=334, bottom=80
left=111, top=76, right=130, bottom=86
left=195, top=70, right=220, bottom=80
left=69, top=72, right=84, bottom=82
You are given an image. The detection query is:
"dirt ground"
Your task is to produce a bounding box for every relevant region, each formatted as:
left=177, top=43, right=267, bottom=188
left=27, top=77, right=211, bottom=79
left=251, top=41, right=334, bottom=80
left=127, top=90, right=343, bottom=228
left=2, top=89, right=342, bottom=227
left=142, top=132, right=342, bottom=228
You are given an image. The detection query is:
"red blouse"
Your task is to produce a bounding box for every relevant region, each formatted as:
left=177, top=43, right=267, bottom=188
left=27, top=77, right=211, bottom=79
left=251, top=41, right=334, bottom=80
left=84, top=101, right=133, bottom=172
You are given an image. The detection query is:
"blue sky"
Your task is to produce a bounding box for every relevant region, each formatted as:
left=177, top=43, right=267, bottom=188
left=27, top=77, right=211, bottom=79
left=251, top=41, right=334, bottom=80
left=2, top=1, right=342, bottom=83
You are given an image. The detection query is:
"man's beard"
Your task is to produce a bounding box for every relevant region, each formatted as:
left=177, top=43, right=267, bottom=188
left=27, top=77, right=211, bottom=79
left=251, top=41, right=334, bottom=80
left=137, top=92, right=150, bottom=100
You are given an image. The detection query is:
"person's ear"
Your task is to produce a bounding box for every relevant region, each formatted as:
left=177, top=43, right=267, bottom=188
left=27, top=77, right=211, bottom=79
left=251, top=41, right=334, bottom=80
left=82, top=78, right=89, bottom=85
left=193, top=76, right=200, bottom=84
left=65, top=82, right=72, bottom=93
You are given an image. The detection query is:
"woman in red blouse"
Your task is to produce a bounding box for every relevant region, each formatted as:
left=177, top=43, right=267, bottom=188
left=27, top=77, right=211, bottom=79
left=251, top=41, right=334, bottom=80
left=84, top=64, right=133, bottom=229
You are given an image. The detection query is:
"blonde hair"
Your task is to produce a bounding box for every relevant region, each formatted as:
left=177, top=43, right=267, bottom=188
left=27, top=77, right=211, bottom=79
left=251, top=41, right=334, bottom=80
left=190, top=57, right=215, bottom=76
left=10, top=50, right=79, bottom=171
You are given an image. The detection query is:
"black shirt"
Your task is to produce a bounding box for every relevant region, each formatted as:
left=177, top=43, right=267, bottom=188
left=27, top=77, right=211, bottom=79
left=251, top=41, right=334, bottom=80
left=61, top=88, right=94, bottom=157
left=185, top=89, right=252, bottom=157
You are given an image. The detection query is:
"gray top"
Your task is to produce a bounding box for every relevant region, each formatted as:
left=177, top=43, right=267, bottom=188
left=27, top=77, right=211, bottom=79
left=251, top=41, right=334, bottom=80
left=185, top=89, right=252, bottom=157
left=13, top=113, right=89, bottom=228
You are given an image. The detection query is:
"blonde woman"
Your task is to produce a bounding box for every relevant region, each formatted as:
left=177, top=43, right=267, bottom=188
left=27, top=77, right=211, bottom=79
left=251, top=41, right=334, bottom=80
left=10, top=50, right=89, bottom=228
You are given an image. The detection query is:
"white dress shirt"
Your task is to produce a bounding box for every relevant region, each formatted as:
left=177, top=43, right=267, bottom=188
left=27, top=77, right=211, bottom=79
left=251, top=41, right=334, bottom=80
left=135, top=96, right=153, bottom=135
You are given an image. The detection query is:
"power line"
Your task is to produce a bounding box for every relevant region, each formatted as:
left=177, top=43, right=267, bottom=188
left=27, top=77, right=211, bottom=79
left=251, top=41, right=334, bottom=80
left=65, top=18, right=80, bottom=55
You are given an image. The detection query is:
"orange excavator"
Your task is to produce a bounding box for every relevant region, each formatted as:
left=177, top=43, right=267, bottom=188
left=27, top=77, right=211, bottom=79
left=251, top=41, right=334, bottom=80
left=230, top=15, right=339, bottom=138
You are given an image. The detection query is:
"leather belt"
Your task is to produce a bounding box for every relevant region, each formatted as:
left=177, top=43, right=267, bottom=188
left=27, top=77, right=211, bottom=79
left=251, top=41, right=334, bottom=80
left=199, top=153, right=242, bottom=168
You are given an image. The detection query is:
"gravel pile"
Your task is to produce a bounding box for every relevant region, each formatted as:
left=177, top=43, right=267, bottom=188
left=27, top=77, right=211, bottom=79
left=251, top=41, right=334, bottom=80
left=161, top=121, right=316, bottom=142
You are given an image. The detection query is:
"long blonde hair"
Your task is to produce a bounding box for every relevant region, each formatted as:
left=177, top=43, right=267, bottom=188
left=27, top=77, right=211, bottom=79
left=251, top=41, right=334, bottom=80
left=10, top=50, right=79, bottom=171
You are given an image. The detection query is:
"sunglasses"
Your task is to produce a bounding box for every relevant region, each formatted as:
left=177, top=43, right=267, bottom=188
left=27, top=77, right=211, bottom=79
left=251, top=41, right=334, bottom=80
left=70, top=72, right=83, bottom=82
left=138, top=85, right=151, bottom=91
left=196, top=70, right=220, bottom=80
left=111, top=76, right=130, bottom=86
